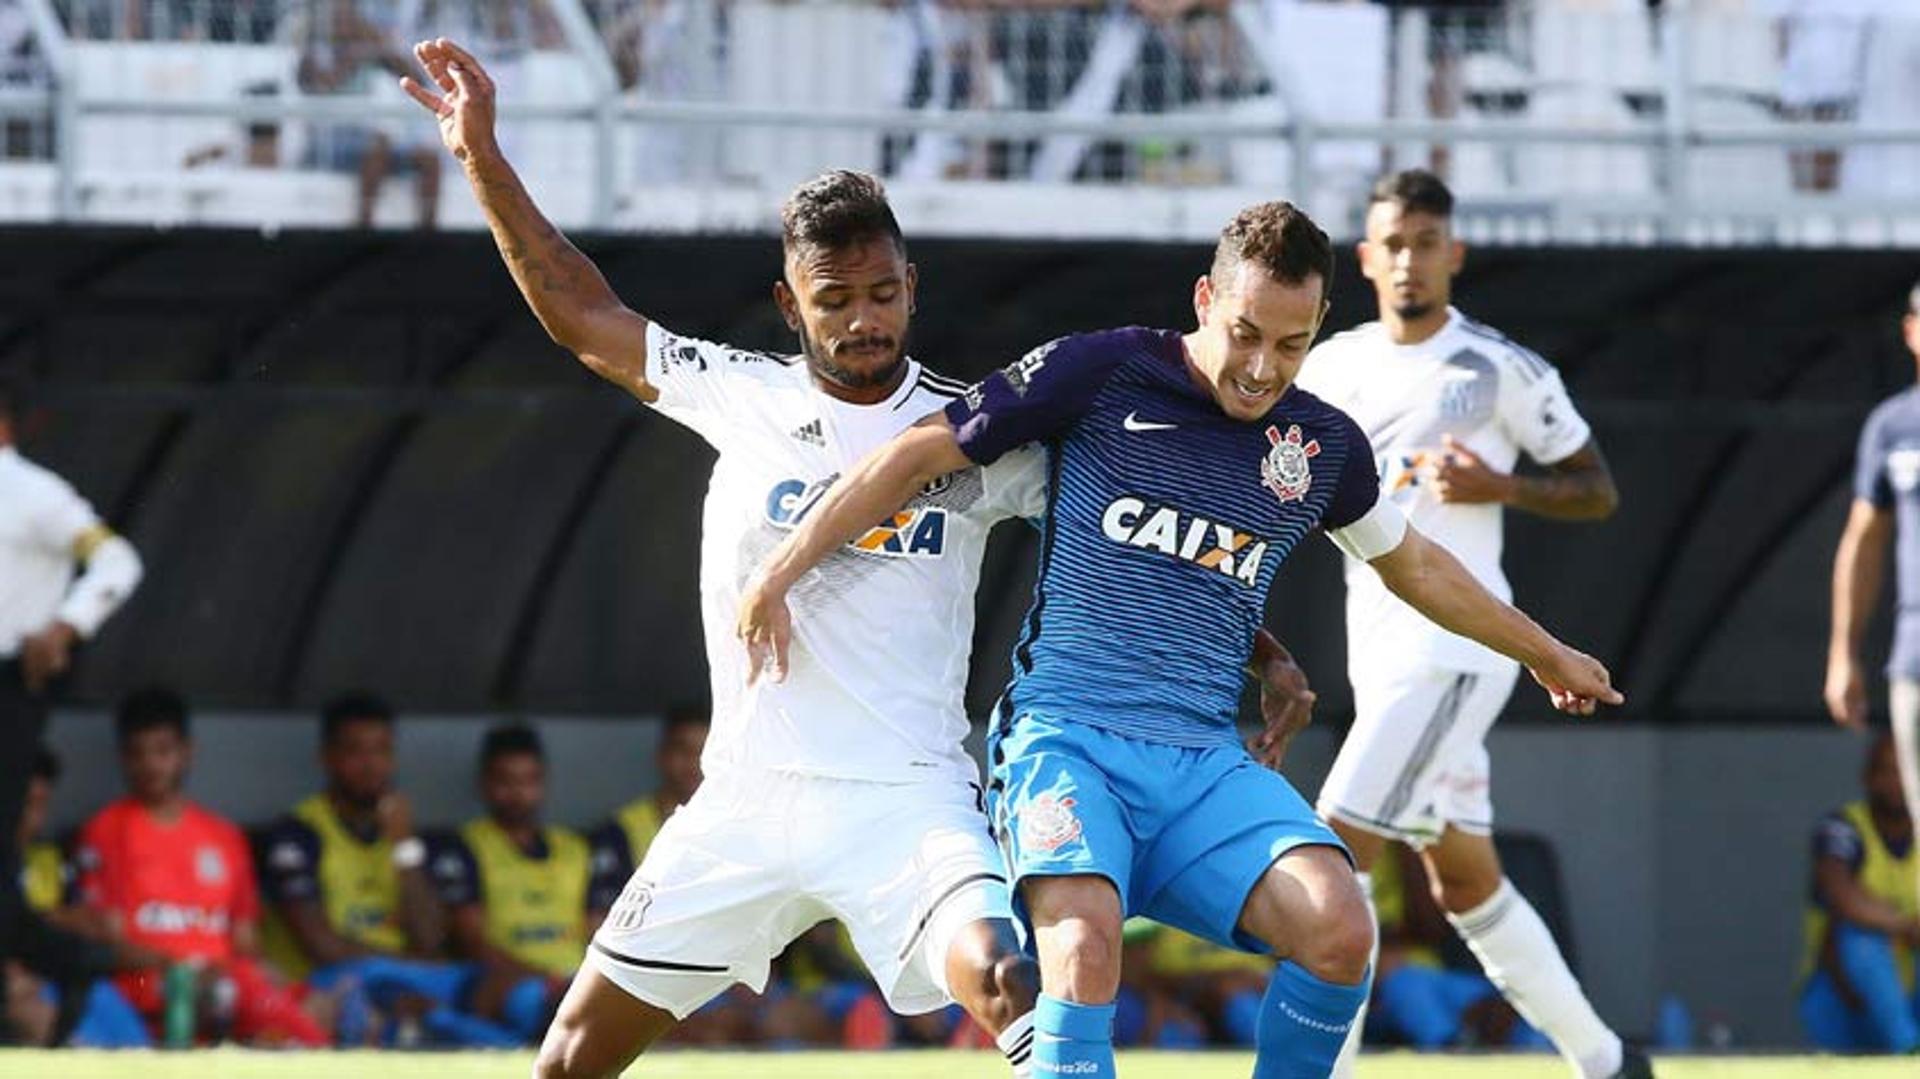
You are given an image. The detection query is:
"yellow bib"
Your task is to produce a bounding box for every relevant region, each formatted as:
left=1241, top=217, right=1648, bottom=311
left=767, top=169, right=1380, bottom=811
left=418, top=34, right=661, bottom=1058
left=1802, top=801, right=1918, bottom=989
left=461, top=817, right=590, bottom=978
left=22, top=842, right=65, bottom=913
left=261, top=795, right=407, bottom=978
left=1371, top=850, right=1443, bottom=970
left=614, top=799, right=664, bottom=865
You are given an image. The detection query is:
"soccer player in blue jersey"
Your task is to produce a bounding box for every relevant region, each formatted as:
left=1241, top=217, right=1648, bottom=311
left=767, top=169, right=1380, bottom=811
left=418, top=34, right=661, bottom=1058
left=738, top=201, right=1621, bottom=1078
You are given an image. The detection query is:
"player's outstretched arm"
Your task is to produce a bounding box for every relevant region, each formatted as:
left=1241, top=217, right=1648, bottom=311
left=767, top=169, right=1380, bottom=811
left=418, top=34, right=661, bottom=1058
left=401, top=38, right=655, bottom=403
left=1367, top=525, right=1624, bottom=716
left=1827, top=498, right=1892, bottom=730
left=737, top=417, right=973, bottom=683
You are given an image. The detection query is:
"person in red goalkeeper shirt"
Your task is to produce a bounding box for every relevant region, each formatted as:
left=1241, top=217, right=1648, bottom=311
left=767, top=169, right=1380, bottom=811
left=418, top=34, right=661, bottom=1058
left=74, top=688, right=329, bottom=1046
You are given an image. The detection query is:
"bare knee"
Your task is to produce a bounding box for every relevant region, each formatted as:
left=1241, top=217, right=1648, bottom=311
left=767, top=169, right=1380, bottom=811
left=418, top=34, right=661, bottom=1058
left=1026, top=877, right=1123, bottom=1003
left=1293, top=878, right=1375, bottom=986
left=1242, top=849, right=1375, bottom=986
left=1048, top=916, right=1121, bottom=1001
left=948, top=921, right=1038, bottom=1033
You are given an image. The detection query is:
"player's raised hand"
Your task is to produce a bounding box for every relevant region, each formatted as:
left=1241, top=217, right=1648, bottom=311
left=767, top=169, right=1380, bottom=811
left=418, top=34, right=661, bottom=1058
left=1428, top=434, right=1512, bottom=505
left=400, top=38, right=498, bottom=164
left=1823, top=654, right=1870, bottom=730
left=736, top=576, right=793, bottom=686
left=1527, top=643, right=1624, bottom=717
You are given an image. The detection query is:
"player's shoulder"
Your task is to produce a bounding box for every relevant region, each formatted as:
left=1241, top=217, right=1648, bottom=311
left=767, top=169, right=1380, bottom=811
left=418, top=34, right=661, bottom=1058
left=81, top=797, right=138, bottom=836
left=1451, top=312, right=1557, bottom=382
left=651, top=323, right=802, bottom=383
left=1039, top=325, right=1181, bottom=371
left=185, top=802, right=249, bottom=846
left=1813, top=806, right=1864, bottom=851
left=904, top=361, right=975, bottom=407
left=0, top=448, right=83, bottom=508
left=1866, top=385, right=1920, bottom=430
left=260, top=812, right=321, bottom=853
left=1308, top=320, right=1388, bottom=359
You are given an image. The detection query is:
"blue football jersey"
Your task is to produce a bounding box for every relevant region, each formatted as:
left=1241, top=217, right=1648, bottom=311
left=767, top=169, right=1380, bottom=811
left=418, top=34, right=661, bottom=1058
left=946, top=326, right=1382, bottom=746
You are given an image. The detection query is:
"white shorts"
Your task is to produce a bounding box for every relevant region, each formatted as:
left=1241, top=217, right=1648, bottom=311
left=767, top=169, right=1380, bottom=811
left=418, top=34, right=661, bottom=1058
left=1318, top=663, right=1520, bottom=848
left=585, top=767, right=1012, bottom=1020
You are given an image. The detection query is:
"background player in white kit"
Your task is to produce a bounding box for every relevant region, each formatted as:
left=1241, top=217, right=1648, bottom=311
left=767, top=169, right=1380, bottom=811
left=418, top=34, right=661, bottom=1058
left=1294, top=170, right=1646, bottom=1079
left=401, top=39, right=1043, bottom=1079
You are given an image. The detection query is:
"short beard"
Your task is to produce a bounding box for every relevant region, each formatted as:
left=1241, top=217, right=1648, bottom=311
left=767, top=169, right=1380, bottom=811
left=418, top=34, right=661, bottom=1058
left=1394, top=300, right=1436, bottom=322
left=798, top=322, right=906, bottom=391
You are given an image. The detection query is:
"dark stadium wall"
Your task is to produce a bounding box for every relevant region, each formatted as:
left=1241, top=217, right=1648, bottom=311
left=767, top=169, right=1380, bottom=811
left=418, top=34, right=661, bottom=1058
left=5, top=226, right=1915, bottom=724
left=10, top=225, right=1908, bottom=1050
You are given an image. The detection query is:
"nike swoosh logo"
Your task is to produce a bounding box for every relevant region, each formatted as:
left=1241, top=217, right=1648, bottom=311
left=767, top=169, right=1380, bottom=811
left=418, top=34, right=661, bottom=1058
left=1123, top=412, right=1177, bottom=432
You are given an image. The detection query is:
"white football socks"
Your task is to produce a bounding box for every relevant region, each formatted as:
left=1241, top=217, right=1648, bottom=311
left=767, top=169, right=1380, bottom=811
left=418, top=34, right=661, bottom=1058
left=1328, top=870, right=1375, bottom=1079
left=998, top=1010, right=1035, bottom=1079
left=1448, top=878, right=1622, bottom=1078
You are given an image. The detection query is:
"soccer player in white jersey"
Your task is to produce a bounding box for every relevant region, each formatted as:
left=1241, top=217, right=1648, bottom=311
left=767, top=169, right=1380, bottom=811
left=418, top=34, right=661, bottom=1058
left=1293, top=170, right=1647, bottom=1079
left=401, top=39, right=1046, bottom=1078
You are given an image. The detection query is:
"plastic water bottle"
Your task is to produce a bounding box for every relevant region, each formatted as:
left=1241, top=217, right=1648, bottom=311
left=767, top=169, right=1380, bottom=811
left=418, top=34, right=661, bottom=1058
left=161, top=962, right=197, bottom=1049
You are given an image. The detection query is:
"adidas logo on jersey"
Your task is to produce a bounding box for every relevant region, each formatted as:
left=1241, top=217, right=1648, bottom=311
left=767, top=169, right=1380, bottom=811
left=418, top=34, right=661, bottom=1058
left=790, top=419, right=825, bottom=447
left=1100, top=497, right=1267, bottom=586
left=766, top=478, right=947, bottom=558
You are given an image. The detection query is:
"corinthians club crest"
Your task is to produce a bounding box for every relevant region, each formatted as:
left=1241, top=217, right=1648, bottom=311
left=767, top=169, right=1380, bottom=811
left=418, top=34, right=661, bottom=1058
left=1261, top=424, right=1320, bottom=504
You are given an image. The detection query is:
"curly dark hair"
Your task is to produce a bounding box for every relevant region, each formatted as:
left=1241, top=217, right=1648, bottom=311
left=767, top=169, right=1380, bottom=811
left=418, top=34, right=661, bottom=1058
left=780, top=170, right=905, bottom=260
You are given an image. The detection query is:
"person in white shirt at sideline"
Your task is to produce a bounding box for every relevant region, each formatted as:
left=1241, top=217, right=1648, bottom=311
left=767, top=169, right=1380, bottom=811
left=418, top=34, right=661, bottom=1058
left=0, top=369, right=144, bottom=1044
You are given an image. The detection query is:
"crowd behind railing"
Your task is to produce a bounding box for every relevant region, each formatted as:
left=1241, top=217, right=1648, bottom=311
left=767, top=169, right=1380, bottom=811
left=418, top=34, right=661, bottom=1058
left=0, top=0, right=1917, bottom=236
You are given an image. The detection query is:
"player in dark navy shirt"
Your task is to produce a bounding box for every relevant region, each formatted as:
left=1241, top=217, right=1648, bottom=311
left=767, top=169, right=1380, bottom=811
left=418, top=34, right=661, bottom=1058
left=740, top=201, right=1620, bottom=1078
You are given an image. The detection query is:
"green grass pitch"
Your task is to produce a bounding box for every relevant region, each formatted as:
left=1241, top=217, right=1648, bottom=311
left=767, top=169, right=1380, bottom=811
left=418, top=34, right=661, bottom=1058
left=1, top=1050, right=1913, bottom=1078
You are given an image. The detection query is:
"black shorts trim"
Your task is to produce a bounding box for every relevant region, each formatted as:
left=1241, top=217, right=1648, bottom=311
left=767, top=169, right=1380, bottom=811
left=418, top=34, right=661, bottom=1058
left=590, top=941, right=728, bottom=975
left=896, top=870, right=1008, bottom=962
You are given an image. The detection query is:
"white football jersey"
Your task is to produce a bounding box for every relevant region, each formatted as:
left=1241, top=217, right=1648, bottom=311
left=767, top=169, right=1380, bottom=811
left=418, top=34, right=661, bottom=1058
left=643, top=322, right=1047, bottom=784
left=1294, top=308, right=1592, bottom=680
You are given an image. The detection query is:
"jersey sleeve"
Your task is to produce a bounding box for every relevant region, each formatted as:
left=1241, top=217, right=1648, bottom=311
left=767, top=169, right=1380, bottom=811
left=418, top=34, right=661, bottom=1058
left=1322, top=418, right=1407, bottom=562
left=258, top=817, right=324, bottom=906
left=1855, top=404, right=1894, bottom=508
left=643, top=321, right=790, bottom=427
left=943, top=331, right=1138, bottom=467
left=428, top=832, right=482, bottom=908
left=1499, top=356, right=1593, bottom=467
left=1322, top=415, right=1385, bottom=532
left=585, top=820, right=634, bottom=913
left=1811, top=812, right=1865, bottom=875
left=979, top=444, right=1051, bottom=522
left=26, top=472, right=101, bottom=557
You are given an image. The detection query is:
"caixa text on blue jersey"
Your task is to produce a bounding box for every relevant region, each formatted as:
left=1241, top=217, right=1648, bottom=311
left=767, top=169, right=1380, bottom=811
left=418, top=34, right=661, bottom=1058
left=1099, top=497, right=1267, bottom=586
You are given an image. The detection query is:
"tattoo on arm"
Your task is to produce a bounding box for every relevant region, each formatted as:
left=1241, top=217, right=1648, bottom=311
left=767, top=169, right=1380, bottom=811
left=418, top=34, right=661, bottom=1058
left=1509, top=441, right=1619, bottom=521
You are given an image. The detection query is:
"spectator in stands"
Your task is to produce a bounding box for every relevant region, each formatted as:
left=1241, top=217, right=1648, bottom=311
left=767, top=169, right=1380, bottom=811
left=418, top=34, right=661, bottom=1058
left=76, top=688, right=332, bottom=1046
left=1800, top=731, right=1919, bottom=1053
left=294, top=0, right=440, bottom=227
left=585, top=704, right=708, bottom=912
left=1366, top=843, right=1545, bottom=1050
left=257, top=692, right=521, bottom=1048
left=1771, top=0, right=1869, bottom=192
left=3, top=746, right=150, bottom=1047
left=431, top=724, right=596, bottom=1043
left=0, top=370, right=144, bottom=1045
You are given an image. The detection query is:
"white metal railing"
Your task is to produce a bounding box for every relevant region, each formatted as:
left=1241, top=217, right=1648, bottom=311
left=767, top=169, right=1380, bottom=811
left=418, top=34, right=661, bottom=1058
left=1, top=0, right=1919, bottom=244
